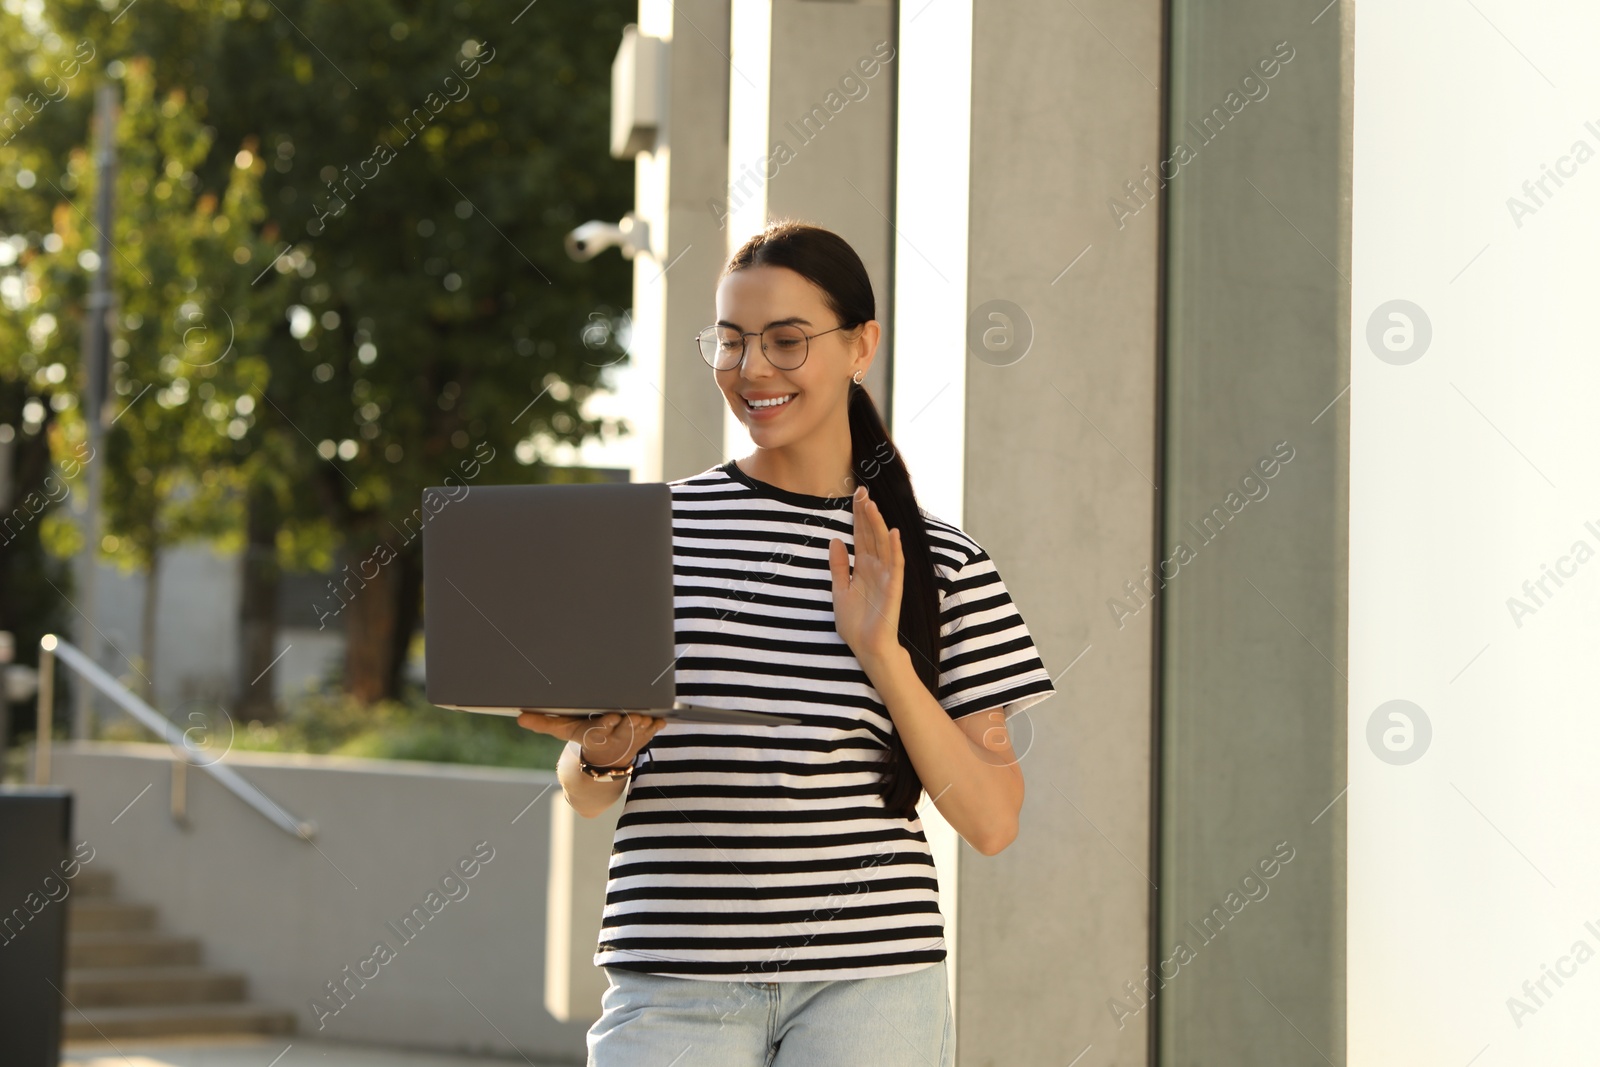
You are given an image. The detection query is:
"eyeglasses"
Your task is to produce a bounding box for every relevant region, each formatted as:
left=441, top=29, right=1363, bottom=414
left=695, top=321, right=855, bottom=371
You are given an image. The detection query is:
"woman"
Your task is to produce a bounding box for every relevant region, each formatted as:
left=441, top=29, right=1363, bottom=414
left=518, top=220, right=1055, bottom=1066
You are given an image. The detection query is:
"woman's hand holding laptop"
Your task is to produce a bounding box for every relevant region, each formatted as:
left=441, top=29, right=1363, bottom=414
left=516, top=710, right=665, bottom=769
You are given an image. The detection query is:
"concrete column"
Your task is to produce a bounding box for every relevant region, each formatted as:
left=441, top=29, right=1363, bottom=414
left=544, top=799, right=623, bottom=1023
left=947, top=0, right=1166, bottom=1064
left=632, top=0, right=734, bottom=482
left=722, top=0, right=896, bottom=457
left=1155, top=3, right=1349, bottom=1062
left=540, top=0, right=736, bottom=1026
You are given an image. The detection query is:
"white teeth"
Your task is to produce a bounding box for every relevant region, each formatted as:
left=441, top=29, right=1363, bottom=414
left=747, top=394, right=794, bottom=409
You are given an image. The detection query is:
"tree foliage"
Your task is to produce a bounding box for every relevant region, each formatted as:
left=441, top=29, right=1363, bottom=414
left=2, top=0, right=636, bottom=707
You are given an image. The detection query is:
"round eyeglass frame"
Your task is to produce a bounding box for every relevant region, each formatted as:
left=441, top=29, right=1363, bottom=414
left=694, top=321, right=856, bottom=371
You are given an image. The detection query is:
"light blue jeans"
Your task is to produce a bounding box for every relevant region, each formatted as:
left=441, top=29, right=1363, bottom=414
left=586, top=960, right=953, bottom=1067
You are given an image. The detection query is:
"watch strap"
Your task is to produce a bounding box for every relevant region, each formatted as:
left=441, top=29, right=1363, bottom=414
left=579, top=751, right=634, bottom=780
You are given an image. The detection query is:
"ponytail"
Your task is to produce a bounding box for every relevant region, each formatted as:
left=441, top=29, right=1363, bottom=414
left=727, top=220, right=941, bottom=821
left=848, top=382, right=939, bottom=820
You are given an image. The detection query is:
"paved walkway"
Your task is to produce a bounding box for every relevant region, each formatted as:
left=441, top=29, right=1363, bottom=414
left=61, top=1034, right=583, bottom=1067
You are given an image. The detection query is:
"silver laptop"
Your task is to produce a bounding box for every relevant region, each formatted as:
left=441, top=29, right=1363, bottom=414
left=422, top=482, right=798, bottom=726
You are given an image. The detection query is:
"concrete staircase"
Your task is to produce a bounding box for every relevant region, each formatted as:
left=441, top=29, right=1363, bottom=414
left=62, top=868, right=296, bottom=1039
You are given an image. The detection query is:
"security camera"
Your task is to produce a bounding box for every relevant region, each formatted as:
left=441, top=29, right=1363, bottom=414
left=565, top=221, right=622, bottom=261
left=564, top=212, right=651, bottom=262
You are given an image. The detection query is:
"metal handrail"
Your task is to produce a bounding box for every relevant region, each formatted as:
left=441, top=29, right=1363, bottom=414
left=32, top=634, right=317, bottom=841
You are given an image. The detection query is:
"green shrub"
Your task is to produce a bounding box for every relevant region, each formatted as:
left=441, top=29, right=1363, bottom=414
left=102, top=689, right=564, bottom=771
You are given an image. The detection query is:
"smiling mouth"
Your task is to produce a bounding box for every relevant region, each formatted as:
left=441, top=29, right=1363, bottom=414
left=744, top=394, right=795, bottom=411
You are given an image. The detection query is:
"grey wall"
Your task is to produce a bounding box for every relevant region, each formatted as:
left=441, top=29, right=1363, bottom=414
left=1156, top=1, right=1350, bottom=1062
left=88, top=548, right=238, bottom=716
left=77, top=547, right=349, bottom=728
left=48, top=742, right=592, bottom=1063
left=961, top=1, right=1165, bottom=1064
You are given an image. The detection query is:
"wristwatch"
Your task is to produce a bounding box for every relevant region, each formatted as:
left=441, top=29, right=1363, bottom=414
left=578, top=749, right=634, bottom=782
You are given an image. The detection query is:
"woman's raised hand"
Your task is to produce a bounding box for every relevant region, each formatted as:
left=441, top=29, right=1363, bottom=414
left=516, top=710, right=666, bottom=768
left=828, top=484, right=905, bottom=669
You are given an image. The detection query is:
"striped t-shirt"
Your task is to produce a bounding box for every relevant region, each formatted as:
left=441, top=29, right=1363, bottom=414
left=593, top=460, right=1055, bottom=982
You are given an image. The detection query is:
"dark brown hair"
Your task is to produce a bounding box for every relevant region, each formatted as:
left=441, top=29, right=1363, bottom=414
left=723, top=220, right=937, bottom=821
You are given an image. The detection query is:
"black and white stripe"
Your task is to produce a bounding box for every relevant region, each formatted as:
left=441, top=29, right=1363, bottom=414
left=594, top=461, right=1055, bottom=982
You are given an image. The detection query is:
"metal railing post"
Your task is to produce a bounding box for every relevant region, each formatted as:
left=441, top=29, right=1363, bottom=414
left=170, top=754, right=188, bottom=827
left=33, top=635, right=55, bottom=784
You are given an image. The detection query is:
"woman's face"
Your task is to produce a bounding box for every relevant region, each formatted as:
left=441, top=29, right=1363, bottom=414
left=712, top=264, right=873, bottom=453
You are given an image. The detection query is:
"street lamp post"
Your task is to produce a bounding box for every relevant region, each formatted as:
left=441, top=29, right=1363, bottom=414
left=72, top=82, right=117, bottom=740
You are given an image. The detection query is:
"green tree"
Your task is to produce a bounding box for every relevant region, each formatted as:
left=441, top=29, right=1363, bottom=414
left=63, top=57, right=281, bottom=698
left=0, top=16, right=109, bottom=719
left=34, top=1, right=636, bottom=703
left=3, top=50, right=281, bottom=706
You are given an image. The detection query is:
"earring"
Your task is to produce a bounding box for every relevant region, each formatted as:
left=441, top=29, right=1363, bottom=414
left=851, top=370, right=864, bottom=384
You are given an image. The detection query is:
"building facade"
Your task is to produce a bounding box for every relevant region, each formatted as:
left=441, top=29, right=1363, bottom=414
left=607, top=1, right=1348, bottom=1063
left=591, top=0, right=1600, bottom=1061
